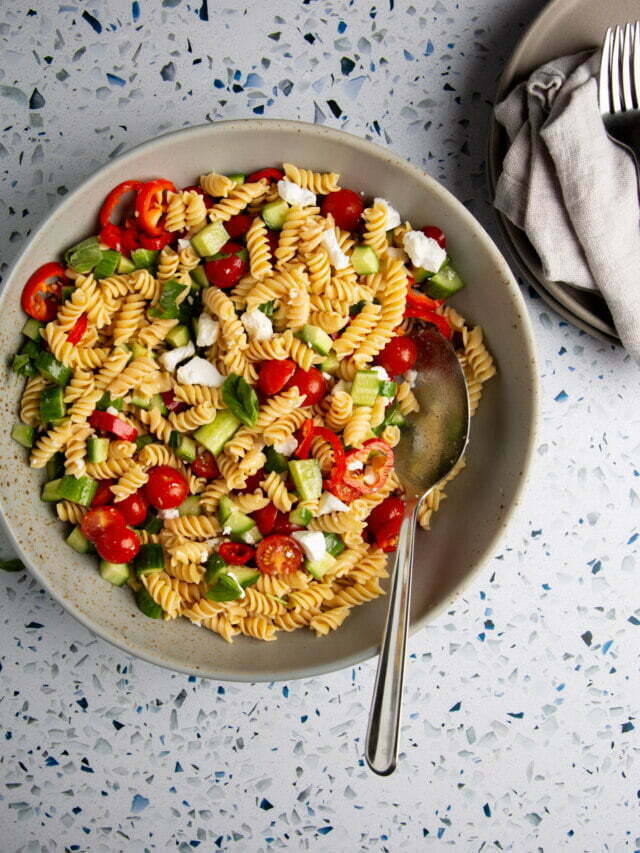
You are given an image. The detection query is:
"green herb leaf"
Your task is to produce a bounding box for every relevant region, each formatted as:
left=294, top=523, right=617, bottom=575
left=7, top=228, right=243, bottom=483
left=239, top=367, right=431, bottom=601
left=148, top=279, right=188, bottom=320
left=0, top=558, right=25, bottom=573
left=64, top=237, right=102, bottom=274
left=258, top=300, right=277, bottom=317
left=222, top=373, right=259, bottom=427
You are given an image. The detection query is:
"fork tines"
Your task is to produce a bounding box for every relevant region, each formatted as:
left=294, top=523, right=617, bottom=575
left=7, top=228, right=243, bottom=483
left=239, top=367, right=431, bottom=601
left=599, top=21, right=640, bottom=115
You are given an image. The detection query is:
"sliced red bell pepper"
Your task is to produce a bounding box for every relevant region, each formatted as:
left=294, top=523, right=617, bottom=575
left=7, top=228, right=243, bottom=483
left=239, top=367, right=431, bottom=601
left=219, top=542, right=255, bottom=565
left=404, top=289, right=451, bottom=339
left=139, top=231, right=173, bottom=251
left=135, top=178, right=176, bottom=236
left=21, top=262, right=67, bottom=322
left=99, top=179, right=142, bottom=228
left=99, top=223, right=124, bottom=252
left=89, top=410, right=138, bottom=442
left=295, top=419, right=316, bottom=460
left=246, top=167, right=283, bottom=183
left=66, top=312, right=88, bottom=345
left=343, top=439, right=394, bottom=494
left=160, top=391, right=187, bottom=413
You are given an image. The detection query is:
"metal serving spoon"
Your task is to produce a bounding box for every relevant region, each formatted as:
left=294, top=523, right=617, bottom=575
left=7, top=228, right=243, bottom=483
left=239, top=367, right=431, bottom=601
left=365, top=325, right=470, bottom=775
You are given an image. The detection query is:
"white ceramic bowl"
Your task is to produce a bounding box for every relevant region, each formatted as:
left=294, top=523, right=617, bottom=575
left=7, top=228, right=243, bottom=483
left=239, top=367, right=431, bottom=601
left=0, top=120, right=538, bottom=681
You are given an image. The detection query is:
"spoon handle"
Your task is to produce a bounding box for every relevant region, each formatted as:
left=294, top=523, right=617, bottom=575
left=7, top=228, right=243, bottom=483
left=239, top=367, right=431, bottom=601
left=365, top=503, right=419, bottom=775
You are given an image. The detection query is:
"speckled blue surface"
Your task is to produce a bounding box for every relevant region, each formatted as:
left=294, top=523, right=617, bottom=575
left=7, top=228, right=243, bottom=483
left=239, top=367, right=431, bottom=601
left=1, top=1, right=640, bottom=850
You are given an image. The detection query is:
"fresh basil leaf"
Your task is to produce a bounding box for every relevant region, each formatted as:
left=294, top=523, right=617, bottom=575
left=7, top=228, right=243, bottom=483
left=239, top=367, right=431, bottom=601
left=349, top=299, right=366, bottom=316
left=222, top=373, right=259, bottom=427
left=0, top=558, right=24, bottom=573
left=148, top=279, right=188, bottom=320
left=258, top=300, right=276, bottom=317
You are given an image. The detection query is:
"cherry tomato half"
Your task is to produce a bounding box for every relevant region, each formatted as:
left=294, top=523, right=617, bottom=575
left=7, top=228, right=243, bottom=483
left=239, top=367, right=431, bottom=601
left=237, top=469, right=265, bottom=494
left=257, top=358, right=297, bottom=397
left=266, top=230, right=279, bottom=255
left=252, top=502, right=278, bottom=536
left=219, top=542, right=255, bottom=565
left=81, top=506, right=126, bottom=543
left=367, top=496, right=405, bottom=536
left=271, top=510, right=303, bottom=536
left=91, top=479, right=115, bottom=508
left=421, top=225, right=446, bottom=250
left=117, top=490, right=149, bottom=527
left=191, top=450, right=220, bottom=479
left=321, top=188, right=364, bottom=231
left=255, top=534, right=304, bottom=575
left=21, top=262, right=67, bottom=322
left=373, top=519, right=401, bottom=553
left=204, top=252, right=248, bottom=289
left=95, top=526, right=141, bottom=564
left=224, top=214, right=253, bottom=238
left=144, top=465, right=189, bottom=510
left=376, top=335, right=418, bottom=376
left=284, top=366, right=327, bottom=406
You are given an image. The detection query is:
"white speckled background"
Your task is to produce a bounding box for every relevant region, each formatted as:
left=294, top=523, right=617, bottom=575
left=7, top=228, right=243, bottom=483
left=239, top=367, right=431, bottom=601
left=1, top=1, right=639, bottom=850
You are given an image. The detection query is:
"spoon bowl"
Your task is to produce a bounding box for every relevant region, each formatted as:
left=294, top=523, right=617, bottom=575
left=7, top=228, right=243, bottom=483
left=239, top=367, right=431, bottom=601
left=365, top=326, right=470, bottom=775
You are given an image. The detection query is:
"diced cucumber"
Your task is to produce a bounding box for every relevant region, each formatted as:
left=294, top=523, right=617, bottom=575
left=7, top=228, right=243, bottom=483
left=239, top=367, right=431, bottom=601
left=288, top=459, right=322, bottom=501
left=261, top=199, right=289, bottom=230
left=206, top=572, right=244, bottom=602
left=117, top=255, right=136, bottom=274
left=175, top=435, right=197, bottom=463
left=296, top=324, right=332, bottom=356
left=99, top=560, right=130, bottom=586
left=205, top=552, right=228, bottom=585
left=87, top=437, right=109, bottom=464
left=319, top=351, right=339, bottom=375
left=189, top=265, right=209, bottom=289
left=46, top=452, right=65, bottom=481
left=226, top=173, right=245, bottom=186
left=129, top=342, right=148, bottom=359
left=218, top=495, right=237, bottom=524
left=134, top=544, right=165, bottom=575
left=323, top=532, right=346, bottom=557
left=178, top=495, right=201, bottom=517
left=135, top=433, right=155, bottom=452
left=136, top=587, right=163, bottom=618
left=168, top=430, right=180, bottom=449
left=64, top=236, right=102, bottom=273
left=95, top=391, right=124, bottom=412
left=237, top=525, right=262, bottom=545
left=39, top=386, right=66, bottom=422
left=141, top=513, right=162, bottom=534
left=66, top=526, right=94, bottom=554
left=129, top=393, right=167, bottom=414
left=190, top=221, right=230, bottom=258
left=194, top=410, right=240, bottom=456
left=130, top=248, right=158, bottom=269
left=350, top=370, right=380, bottom=407
left=41, top=478, right=64, bottom=502
left=258, top=299, right=276, bottom=316
left=412, top=267, right=430, bottom=283
left=305, top=553, right=336, bottom=580
left=11, top=354, right=36, bottom=377
left=11, top=423, right=34, bottom=448
left=148, top=279, right=189, bottom=320
left=226, top=511, right=255, bottom=539
left=378, top=380, right=397, bottom=397
left=424, top=263, right=465, bottom=299
left=351, top=245, right=380, bottom=275
left=165, top=324, right=191, bottom=349
left=264, top=446, right=288, bottom=474
left=21, top=318, right=44, bottom=342
left=35, top=351, right=72, bottom=387
left=58, top=475, right=98, bottom=506
left=289, top=505, right=313, bottom=526
left=94, top=249, right=121, bottom=279
left=229, top=566, right=260, bottom=587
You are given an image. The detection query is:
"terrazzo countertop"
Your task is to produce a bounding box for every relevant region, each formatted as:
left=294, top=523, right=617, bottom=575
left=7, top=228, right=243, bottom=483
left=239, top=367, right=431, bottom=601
left=1, top=1, right=639, bottom=850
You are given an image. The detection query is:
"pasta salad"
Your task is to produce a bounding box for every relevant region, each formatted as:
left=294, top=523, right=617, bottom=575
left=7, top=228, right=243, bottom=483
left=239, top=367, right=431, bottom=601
left=10, top=163, right=495, bottom=642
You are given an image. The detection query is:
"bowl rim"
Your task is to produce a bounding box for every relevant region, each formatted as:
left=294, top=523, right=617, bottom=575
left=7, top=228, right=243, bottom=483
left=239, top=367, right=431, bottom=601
left=0, top=118, right=539, bottom=681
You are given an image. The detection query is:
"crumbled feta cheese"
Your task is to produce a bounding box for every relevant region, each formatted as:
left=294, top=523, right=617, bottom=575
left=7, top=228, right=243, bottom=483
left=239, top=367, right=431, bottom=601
left=241, top=308, right=273, bottom=341
left=291, top=530, right=327, bottom=563
left=241, top=527, right=262, bottom=546
left=317, top=491, right=350, bottom=515
left=158, top=341, right=196, bottom=372
left=203, top=537, right=222, bottom=550
left=288, top=288, right=299, bottom=300
left=226, top=571, right=246, bottom=598
left=363, top=469, right=378, bottom=486
left=222, top=525, right=231, bottom=535
left=346, top=459, right=364, bottom=472
left=402, top=230, right=447, bottom=273
left=200, top=549, right=209, bottom=563
left=371, top=365, right=390, bottom=382
left=157, top=508, right=180, bottom=520
left=196, top=313, right=219, bottom=347
left=273, top=435, right=298, bottom=457
left=373, top=197, right=401, bottom=230
left=405, top=369, right=418, bottom=388
left=320, top=229, right=350, bottom=270
left=385, top=246, right=408, bottom=262
left=106, top=406, right=119, bottom=416
left=277, top=179, right=316, bottom=207
left=322, top=372, right=332, bottom=381
left=176, top=356, right=224, bottom=387
left=177, top=238, right=192, bottom=250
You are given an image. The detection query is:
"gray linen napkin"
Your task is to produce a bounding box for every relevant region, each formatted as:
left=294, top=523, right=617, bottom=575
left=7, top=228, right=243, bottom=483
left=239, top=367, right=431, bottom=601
left=494, top=50, right=640, bottom=359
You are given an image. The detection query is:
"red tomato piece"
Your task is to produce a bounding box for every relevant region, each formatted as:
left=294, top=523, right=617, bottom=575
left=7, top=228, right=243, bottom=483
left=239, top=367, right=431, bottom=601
left=160, top=391, right=187, bottom=414
left=144, top=465, right=189, bottom=510
left=95, top=526, right=141, bottom=564
left=224, top=214, right=253, bottom=238
left=374, top=518, right=401, bottom=553
left=367, top=496, right=405, bottom=536
left=81, top=506, right=126, bottom=542
left=247, top=167, right=284, bottom=184
left=265, top=229, right=279, bottom=255
left=284, top=366, right=327, bottom=406
left=91, top=479, right=115, bottom=508
left=376, top=335, right=418, bottom=376
left=257, top=358, right=297, bottom=397
left=320, top=188, right=364, bottom=230
left=237, top=469, right=265, bottom=494
left=21, top=262, right=67, bottom=322
left=191, top=450, right=220, bottom=479
left=135, top=178, right=176, bottom=236
left=421, top=225, right=446, bottom=250
left=204, top=253, right=247, bottom=289
left=252, top=502, right=278, bottom=536
left=271, top=511, right=303, bottom=536
left=256, top=535, right=304, bottom=575
left=66, top=313, right=88, bottom=345
left=326, top=480, right=362, bottom=505
left=89, top=410, right=138, bottom=442
left=117, top=490, right=149, bottom=527
left=219, top=542, right=255, bottom=565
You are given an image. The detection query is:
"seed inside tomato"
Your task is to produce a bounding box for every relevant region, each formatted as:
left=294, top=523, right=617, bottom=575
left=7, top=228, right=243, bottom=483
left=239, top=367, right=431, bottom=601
left=255, top=534, right=304, bottom=575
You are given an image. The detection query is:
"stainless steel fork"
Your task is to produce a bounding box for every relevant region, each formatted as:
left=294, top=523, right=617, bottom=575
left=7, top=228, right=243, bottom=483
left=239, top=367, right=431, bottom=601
left=599, top=22, right=640, bottom=167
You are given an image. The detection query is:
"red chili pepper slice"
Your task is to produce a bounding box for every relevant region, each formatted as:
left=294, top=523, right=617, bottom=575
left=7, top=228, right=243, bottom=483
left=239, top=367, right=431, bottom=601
left=404, top=290, right=451, bottom=338
left=326, top=480, right=362, bottom=505
left=99, top=179, right=142, bottom=228
left=219, top=542, right=255, bottom=565
left=139, top=231, right=173, bottom=251
left=121, top=227, right=140, bottom=255
left=247, top=167, right=283, bottom=184
left=294, top=419, right=316, bottom=460
left=89, top=410, right=138, bottom=442
left=21, top=262, right=67, bottom=322
left=66, top=312, right=88, bottom=345
left=99, top=223, right=124, bottom=252
left=343, top=439, right=394, bottom=494
left=135, top=178, right=176, bottom=236
left=181, top=185, right=215, bottom=209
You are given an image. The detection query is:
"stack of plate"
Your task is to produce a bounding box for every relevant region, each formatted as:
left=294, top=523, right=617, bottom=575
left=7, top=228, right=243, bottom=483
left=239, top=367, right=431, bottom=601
left=488, top=0, right=638, bottom=345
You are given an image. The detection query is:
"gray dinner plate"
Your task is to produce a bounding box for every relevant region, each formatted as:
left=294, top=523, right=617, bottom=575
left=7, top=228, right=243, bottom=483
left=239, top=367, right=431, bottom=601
left=488, top=0, right=640, bottom=344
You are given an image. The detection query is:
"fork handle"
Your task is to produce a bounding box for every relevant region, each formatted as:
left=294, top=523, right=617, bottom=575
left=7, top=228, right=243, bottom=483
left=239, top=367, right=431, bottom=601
left=365, top=501, right=420, bottom=776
